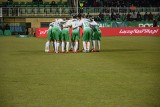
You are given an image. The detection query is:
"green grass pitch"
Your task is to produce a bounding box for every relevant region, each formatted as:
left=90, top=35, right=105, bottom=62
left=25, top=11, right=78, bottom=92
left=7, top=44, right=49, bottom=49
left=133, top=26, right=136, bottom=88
left=0, top=36, right=160, bottom=107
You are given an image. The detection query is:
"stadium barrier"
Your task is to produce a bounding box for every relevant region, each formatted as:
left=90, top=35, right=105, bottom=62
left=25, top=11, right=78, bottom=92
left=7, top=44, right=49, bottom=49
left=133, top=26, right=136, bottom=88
left=0, top=30, right=3, bottom=35
left=4, top=30, right=11, bottom=36
left=100, top=27, right=160, bottom=36
left=36, top=27, right=160, bottom=37
left=36, top=28, right=48, bottom=37
left=1, top=7, right=160, bottom=17
left=97, top=21, right=160, bottom=27
left=0, top=8, right=2, bottom=17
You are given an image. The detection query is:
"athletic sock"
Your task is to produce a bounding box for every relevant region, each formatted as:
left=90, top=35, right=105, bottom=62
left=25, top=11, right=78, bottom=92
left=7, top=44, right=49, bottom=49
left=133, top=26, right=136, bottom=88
left=45, top=41, right=50, bottom=52
left=93, top=40, right=96, bottom=50
left=62, top=41, right=65, bottom=52
left=66, top=42, right=69, bottom=52
left=52, top=42, right=55, bottom=50
left=98, top=40, right=100, bottom=50
left=83, top=41, right=86, bottom=52
left=91, top=40, right=94, bottom=49
left=70, top=41, right=74, bottom=49
left=54, top=41, right=57, bottom=53
left=74, top=41, right=78, bottom=52
left=87, top=42, right=90, bottom=51
left=56, top=42, right=60, bottom=53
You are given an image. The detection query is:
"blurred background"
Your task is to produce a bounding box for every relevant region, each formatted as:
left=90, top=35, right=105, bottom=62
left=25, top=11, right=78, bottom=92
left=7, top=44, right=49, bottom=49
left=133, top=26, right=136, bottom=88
left=0, top=0, right=160, bottom=36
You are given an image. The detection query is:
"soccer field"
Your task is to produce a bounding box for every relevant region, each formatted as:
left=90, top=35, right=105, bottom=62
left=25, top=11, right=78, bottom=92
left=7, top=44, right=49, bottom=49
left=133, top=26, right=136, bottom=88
left=0, top=36, right=160, bottom=107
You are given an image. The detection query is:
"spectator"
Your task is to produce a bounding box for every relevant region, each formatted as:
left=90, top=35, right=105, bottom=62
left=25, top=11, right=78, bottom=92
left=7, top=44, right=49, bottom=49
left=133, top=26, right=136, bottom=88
left=119, top=14, right=125, bottom=21
left=158, top=14, right=160, bottom=21
left=8, top=0, right=13, bottom=2
left=148, top=12, right=153, bottom=21
left=131, top=12, right=137, bottom=21
left=78, top=13, right=82, bottom=19
left=83, top=1, right=88, bottom=7
left=87, top=0, right=160, bottom=7
left=126, top=12, right=131, bottom=21
left=79, top=1, right=84, bottom=13
left=5, top=24, right=10, bottom=30
left=93, top=0, right=97, bottom=7
left=111, top=12, right=116, bottom=21
left=99, top=12, right=104, bottom=21
left=137, top=11, right=142, bottom=21
left=116, top=13, right=120, bottom=20
left=97, top=16, right=101, bottom=21
left=0, top=24, right=2, bottom=30
left=51, top=1, right=56, bottom=6
left=86, top=13, right=90, bottom=18
left=130, top=4, right=136, bottom=12
left=143, top=12, right=148, bottom=21
left=153, top=19, right=157, bottom=27
left=33, top=0, right=43, bottom=2
left=25, top=27, right=29, bottom=35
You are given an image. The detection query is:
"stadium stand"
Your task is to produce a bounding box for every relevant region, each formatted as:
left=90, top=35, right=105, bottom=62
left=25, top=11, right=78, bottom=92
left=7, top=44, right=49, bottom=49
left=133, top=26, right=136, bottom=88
left=4, top=30, right=11, bottom=36
left=0, top=29, right=3, bottom=35
left=0, top=0, right=159, bottom=35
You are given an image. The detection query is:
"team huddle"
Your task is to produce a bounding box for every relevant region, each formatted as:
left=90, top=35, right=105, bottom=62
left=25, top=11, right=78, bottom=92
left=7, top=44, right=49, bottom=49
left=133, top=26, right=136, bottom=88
left=45, top=15, right=101, bottom=53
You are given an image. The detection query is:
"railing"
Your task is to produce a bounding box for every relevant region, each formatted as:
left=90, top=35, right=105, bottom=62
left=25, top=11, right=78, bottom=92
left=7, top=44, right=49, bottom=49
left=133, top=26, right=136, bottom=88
left=1, top=7, right=160, bottom=17
left=0, top=8, right=2, bottom=17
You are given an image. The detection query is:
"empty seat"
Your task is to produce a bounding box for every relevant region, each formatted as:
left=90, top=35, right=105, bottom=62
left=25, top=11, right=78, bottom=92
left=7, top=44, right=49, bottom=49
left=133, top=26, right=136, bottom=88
left=19, top=2, right=26, bottom=15
left=33, top=3, right=39, bottom=14
left=0, top=30, right=3, bottom=35
left=26, top=2, right=33, bottom=15
left=39, top=4, right=45, bottom=15
left=45, top=2, right=51, bottom=14
left=13, top=2, right=20, bottom=7
left=4, top=30, right=11, bottom=36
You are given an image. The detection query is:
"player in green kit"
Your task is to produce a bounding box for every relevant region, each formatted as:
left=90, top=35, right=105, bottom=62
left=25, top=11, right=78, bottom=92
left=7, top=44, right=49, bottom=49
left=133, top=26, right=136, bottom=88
left=90, top=18, right=101, bottom=52
left=71, top=16, right=80, bottom=53
left=45, top=22, right=54, bottom=52
left=61, top=19, right=71, bottom=53
left=52, top=19, right=62, bottom=53
left=79, top=16, right=91, bottom=52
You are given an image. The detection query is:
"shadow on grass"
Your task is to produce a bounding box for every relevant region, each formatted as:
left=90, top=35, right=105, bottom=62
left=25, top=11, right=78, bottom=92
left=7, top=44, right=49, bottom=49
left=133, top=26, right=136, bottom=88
left=12, top=49, right=144, bottom=56
left=13, top=50, right=52, bottom=55
left=102, top=49, right=143, bottom=52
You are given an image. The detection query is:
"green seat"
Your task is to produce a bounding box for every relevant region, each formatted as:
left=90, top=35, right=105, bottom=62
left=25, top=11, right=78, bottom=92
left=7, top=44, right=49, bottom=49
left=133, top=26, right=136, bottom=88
left=25, top=2, right=33, bottom=14
left=13, top=2, right=20, bottom=7
left=39, top=8, right=45, bottom=14
left=0, top=3, right=4, bottom=7
left=45, top=7, right=51, bottom=14
left=45, top=2, right=51, bottom=14
left=20, top=7, right=26, bottom=14
left=7, top=2, right=13, bottom=7
left=63, top=2, right=68, bottom=5
left=20, top=2, right=26, bottom=7
left=0, top=30, right=3, bottom=35
left=19, top=2, right=26, bottom=15
left=61, top=7, right=67, bottom=14
left=39, top=4, right=45, bottom=14
left=2, top=2, right=7, bottom=5
left=4, top=30, right=11, bottom=36
left=44, top=2, right=50, bottom=5
left=27, top=8, right=33, bottom=14
left=33, top=4, right=39, bottom=14
left=55, top=8, right=60, bottom=14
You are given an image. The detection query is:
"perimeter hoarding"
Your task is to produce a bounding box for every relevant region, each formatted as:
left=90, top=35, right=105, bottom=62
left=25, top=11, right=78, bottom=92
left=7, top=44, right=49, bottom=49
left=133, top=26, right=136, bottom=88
left=36, top=27, right=160, bottom=37
left=36, top=28, right=48, bottom=37
left=100, top=27, right=160, bottom=36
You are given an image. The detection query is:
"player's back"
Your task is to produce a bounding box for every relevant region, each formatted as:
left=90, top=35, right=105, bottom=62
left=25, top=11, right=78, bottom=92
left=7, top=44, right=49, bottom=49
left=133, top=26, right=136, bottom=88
left=79, top=18, right=90, bottom=29
left=52, top=21, right=61, bottom=31
left=72, top=19, right=79, bottom=30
